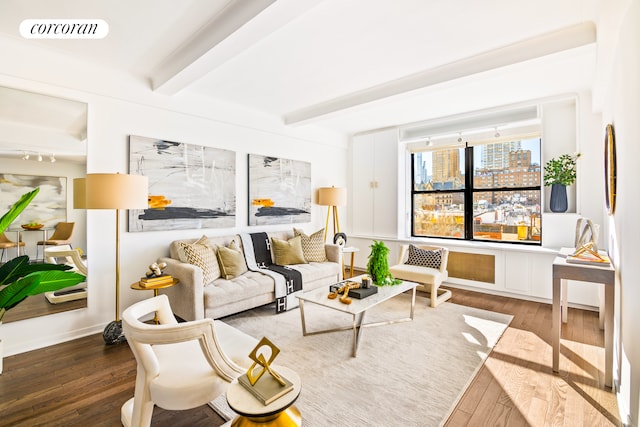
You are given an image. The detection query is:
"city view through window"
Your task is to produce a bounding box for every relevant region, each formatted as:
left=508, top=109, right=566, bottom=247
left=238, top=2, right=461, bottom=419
left=412, top=138, right=542, bottom=244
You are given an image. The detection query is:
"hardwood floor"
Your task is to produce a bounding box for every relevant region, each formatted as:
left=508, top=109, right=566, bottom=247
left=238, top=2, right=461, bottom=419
left=0, top=287, right=620, bottom=426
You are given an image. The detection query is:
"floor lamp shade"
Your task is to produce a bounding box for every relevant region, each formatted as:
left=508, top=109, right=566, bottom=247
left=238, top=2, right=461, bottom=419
left=317, top=187, right=347, bottom=242
left=84, top=173, right=148, bottom=209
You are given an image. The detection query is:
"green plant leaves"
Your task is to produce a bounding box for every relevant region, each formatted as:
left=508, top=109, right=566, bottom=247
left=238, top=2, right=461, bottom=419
left=0, top=188, right=40, bottom=234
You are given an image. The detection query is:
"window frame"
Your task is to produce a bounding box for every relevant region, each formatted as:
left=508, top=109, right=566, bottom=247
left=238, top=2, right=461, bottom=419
left=410, top=140, right=542, bottom=246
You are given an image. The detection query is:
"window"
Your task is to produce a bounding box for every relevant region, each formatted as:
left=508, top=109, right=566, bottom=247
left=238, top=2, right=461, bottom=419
left=411, top=138, right=542, bottom=244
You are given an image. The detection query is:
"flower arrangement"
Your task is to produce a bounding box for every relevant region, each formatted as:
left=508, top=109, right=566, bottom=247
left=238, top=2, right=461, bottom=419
left=543, top=153, right=581, bottom=187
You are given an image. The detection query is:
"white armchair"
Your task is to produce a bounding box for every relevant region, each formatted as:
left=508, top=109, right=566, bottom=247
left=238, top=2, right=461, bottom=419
left=389, top=244, right=452, bottom=307
left=121, top=294, right=257, bottom=427
left=44, top=245, right=87, bottom=303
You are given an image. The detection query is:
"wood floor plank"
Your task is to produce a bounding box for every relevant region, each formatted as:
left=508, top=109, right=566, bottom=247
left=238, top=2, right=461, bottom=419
left=0, top=286, right=621, bottom=426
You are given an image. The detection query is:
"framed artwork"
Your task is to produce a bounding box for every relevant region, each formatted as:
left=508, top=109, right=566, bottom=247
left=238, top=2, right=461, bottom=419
left=0, top=174, right=66, bottom=227
left=248, top=154, right=311, bottom=226
left=604, top=124, right=616, bottom=215
left=128, top=135, right=236, bottom=232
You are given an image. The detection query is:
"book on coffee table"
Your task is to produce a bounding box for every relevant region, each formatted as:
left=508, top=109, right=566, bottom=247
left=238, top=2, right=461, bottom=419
left=238, top=372, right=294, bottom=405
left=329, top=282, right=378, bottom=299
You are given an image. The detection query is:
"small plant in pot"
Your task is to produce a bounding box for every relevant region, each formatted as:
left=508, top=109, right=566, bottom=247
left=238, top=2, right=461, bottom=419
left=0, top=188, right=86, bottom=322
left=366, top=240, right=401, bottom=286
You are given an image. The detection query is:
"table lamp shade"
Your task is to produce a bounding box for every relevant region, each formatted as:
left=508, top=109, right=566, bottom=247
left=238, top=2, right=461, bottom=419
left=84, top=173, right=148, bottom=209
left=318, top=187, right=347, bottom=206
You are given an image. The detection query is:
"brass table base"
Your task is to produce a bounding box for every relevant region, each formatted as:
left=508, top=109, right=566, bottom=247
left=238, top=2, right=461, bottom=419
left=231, top=405, right=301, bottom=426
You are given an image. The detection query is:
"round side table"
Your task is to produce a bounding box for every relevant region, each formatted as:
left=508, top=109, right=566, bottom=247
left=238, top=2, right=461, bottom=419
left=130, top=279, right=178, bottom=323
left=226, top=366, right=302, bottom=426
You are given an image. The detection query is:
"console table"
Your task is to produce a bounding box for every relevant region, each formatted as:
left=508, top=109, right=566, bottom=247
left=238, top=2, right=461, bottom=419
left=552, top=251, right=615, bottom=388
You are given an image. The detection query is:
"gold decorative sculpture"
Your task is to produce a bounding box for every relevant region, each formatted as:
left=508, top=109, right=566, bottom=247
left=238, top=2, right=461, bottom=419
left=246, top=337, right=286, bottom=387
left=327, top=281, right=361, bottom=304
left=575, top=217, right=599, bottom=252
left=571, top=242, right=606, bottom=261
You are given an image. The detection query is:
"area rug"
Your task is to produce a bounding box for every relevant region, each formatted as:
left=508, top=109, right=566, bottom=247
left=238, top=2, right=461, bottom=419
left=209, top=293, right=512, bottom=426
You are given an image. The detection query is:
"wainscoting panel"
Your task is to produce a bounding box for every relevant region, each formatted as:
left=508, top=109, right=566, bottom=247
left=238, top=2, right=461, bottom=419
left=448, top=251, right=495, bottom=283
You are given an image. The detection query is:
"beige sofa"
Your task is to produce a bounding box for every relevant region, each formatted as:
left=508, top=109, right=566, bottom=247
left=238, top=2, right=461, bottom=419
left=158, top=230, right=342, bottom=321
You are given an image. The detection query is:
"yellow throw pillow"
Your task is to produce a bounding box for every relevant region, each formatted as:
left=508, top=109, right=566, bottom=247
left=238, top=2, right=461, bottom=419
left=178, top=236, right=220, bottom=285
left=216, top=239, right=248, bottom=280
left=271, top=236, right=307, bottom=265
left=294, top=228, right=327, bottom=262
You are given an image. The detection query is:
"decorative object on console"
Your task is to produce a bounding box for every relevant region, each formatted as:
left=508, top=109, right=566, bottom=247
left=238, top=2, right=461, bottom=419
left=317, top=186, right=347, bottom=242
left=574, top=217, right=599, bottom=251
left=75, top=173, right=148, bottom=345
left=543, top=153, right=580, bottom=213
left=366, top=240, right=401, bottom=286
left=604, top=123, right=617, bottom=215
left=567, top=242, right=610, bottom=266
left=248, top=154, right=311, bottom=226
left=239, top=336, right=294, bottom=406
left=128, top=135, right=236, bottom=232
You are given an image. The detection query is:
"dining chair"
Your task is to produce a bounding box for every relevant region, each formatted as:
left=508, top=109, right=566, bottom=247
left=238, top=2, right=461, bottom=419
left=0, top=232, right=26, bottom=262
left=36, top=222, right=75, bottom=261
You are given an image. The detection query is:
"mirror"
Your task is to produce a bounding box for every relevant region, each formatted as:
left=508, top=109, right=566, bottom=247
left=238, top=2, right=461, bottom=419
left=0, top=86, right=88, bottom=322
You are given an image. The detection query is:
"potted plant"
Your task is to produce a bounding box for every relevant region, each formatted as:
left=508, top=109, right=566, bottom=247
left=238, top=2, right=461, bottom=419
left=543, top=153, right=580, bottom=212
left=366, top=240, right=401, bottom=286
left=0, top=188, right=86, bottom=322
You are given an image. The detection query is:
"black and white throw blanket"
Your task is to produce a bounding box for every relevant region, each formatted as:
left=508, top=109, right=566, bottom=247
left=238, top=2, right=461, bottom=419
left=240, top=232, right=303, bottom=313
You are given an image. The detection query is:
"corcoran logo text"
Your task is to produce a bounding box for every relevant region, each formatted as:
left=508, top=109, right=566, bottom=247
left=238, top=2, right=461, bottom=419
left=20, top=19, right=109, bottom=39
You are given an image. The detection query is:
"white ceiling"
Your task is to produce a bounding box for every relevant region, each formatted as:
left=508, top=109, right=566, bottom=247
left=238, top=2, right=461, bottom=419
left=0, top=0, right=598, bottom=146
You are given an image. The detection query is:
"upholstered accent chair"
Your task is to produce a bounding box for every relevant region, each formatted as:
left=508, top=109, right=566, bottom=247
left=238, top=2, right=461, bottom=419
left=0, top=232, right=25, bottom=262
left=121, top=294, right=257, bottom=427
left=389, top=244, right=452, bottom=307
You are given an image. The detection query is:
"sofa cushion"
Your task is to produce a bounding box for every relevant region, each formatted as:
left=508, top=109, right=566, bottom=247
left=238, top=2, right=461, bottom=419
left=271, top=236, right=307, bottom=265
left=217, top=240, right=248, bottom=279
left=178, top=235, right=220, bottom=285
left=405, top=245, right=442, bottom=269
left=294, top=228, right=327, bottom=262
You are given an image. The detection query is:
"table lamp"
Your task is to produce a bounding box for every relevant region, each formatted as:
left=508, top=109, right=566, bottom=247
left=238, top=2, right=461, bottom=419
left=75, top=173, right=148, bottom=344
left=317, top=186, right=347, bottom=242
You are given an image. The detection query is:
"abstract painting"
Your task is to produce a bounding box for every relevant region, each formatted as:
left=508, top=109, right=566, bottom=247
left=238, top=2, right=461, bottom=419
left=0, top=174, right=66, bottom=227
left=248, top=154, right=311, bottom=226
left=128, top=135, right=236, bottom=232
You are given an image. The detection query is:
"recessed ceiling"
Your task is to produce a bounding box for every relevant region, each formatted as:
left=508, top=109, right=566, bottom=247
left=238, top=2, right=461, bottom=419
left=0, top=0, right=597, bottom=137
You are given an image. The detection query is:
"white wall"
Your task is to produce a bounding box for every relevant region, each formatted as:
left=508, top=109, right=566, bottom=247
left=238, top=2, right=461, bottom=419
left=598, top=0, right=640, bottom=424
left=0, top=38, right=347, bottom=356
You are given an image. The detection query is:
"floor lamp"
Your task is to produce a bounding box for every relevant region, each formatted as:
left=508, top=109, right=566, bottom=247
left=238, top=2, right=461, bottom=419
left=75, top=173, right=148, bottom=345
left=317, top=186, right=347, bottom=242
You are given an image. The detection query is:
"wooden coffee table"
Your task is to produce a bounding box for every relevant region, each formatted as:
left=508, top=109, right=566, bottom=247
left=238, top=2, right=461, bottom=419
left=296, top=276, right=417, bottom=357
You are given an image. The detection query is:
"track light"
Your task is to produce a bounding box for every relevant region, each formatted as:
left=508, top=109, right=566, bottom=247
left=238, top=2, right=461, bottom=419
left=50, top=154, right=56, bottom=163
left=494, top=127, right=500, bottom=138
left=22, top=152, right=29, bottom=160
left=426, top=137, right=432, bottom=147
left=457, top=133, right=463, bottom=143
left=37, top=153, right=43, bottom=162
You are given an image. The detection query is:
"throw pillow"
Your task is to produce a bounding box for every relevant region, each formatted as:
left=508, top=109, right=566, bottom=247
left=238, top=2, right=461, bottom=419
left=178, top=236, right=220, bottom=285
left=293, top=227, right=327, bottom=262
left=271, top=236, right=307, bottom=265
left=405, top=245, right=442, bottom=269
left=217, top=239, right=248, bottom=280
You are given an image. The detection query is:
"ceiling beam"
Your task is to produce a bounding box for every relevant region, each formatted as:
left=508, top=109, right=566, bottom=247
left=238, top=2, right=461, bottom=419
left=151, top=0, right=322, bottom=95
left=283, top=22, right=597, bottom=126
